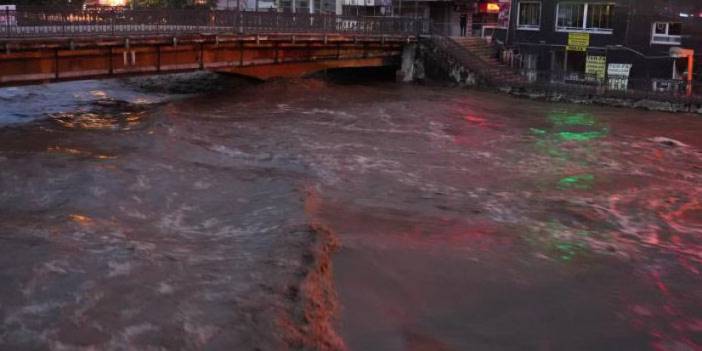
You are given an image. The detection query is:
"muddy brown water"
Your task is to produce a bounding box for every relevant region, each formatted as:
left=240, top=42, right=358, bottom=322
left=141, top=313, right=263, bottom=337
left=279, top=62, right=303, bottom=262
left=0, top=78, right=701, bottom=350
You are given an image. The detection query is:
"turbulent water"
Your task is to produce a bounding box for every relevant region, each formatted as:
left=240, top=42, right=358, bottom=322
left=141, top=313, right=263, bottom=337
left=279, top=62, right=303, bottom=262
left=0, top=76, right=701, bottom=351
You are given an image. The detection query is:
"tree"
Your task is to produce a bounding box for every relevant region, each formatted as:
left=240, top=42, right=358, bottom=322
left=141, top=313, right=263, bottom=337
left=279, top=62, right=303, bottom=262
left=4, top=0, right=85, bottom=7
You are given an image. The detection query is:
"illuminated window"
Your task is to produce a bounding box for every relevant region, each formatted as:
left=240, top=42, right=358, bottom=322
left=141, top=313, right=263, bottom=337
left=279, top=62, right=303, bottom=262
left=651, top=22, right=682, bottom=45
left=556, top=2, right=614, bottom=34
left=486, top=3, right=500, bottom=13
left=517, top=1, right=541, bottom=30
left=97, top=0, right=126, bottom=5
left=479, top=2, right=500, bottom=13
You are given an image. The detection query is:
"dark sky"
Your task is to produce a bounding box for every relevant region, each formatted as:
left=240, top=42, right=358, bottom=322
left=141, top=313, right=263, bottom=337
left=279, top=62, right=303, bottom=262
left=635, top=0, right=702, bottom=14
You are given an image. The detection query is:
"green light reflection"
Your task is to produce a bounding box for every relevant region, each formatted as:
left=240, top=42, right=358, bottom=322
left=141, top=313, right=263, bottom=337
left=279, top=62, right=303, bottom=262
left=548, top=112, right=598, bottom=127
left=531, top=221, right=593, bottom=262
left=558, top=130, right=609, bottom=142
left=558, top=174, right=595, bottom=190
left=525, top=111, right=610, bottom=262
left=530, top=111, right=608, bottom=189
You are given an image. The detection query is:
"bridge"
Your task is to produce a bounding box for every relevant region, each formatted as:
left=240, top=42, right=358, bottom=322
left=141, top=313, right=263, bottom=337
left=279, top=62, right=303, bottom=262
left=0, top=8, right=426, bottom=86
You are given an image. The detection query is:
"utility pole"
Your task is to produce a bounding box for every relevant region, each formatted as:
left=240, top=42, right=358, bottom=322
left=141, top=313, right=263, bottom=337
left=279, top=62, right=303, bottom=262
left=504, top=0, right=513, bottom=45
left=624, top=0, right=633, bottom=47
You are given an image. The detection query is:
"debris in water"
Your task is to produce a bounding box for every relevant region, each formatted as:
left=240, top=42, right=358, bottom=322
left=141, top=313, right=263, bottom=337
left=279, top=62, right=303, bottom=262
left=651, top=137, right=688, bottom=148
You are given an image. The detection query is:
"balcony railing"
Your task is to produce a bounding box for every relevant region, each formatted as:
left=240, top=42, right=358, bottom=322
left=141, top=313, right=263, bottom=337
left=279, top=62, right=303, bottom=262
left=0, top=8, right=428, bottom=38
left=651, top=34, right=682, bottom=45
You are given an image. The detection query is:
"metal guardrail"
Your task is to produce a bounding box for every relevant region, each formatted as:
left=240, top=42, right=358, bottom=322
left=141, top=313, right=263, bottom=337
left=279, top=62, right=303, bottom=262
left=430, top=21, right=503, bottom=38
left=0, top=8, right=428, bottom=38
left=512, top=71, right=702, bottom=105
left=427, top=23, right=501, bottom=86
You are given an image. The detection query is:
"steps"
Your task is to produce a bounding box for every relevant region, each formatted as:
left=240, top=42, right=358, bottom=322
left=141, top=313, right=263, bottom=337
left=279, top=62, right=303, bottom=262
left=448, top=36, right=526, bottom=86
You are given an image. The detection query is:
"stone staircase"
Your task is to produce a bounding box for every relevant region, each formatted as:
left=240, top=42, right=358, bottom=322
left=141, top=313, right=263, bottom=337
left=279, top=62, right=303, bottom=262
left=449, top=36, right=525, bottom=86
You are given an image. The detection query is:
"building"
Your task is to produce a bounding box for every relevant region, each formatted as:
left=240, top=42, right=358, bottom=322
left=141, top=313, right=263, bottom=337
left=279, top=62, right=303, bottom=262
left=498, top=0, right=702, bottom=94
left=85, top=0, right=127, bottom=6
left=341, top=0, right=392, bottom=16
left=85, top=0, right=211, bottom=8
left=216, top=0, right=276, bottom=10
left=216, top=0, right=337, bottom=13
left=337, top=0, right=508, bottom=33
left=426, top=0, right=511, bottom=38
left=216, top=0, right=487, bottom=26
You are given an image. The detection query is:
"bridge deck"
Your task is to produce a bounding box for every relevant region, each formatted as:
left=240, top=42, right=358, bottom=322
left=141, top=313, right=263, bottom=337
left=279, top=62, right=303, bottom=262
left=0, top=32, right=413, bottom=85
left=0, top=10, right=422, bottom=85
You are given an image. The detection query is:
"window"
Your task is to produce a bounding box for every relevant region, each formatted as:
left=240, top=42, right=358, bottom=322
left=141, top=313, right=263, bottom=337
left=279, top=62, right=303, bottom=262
left=586, top=4, right=613, bottom=30
left=651, top=22, right=682, bottom=45
left=557, top=3, right=585, bottom=30
left=518, top=1, right=542, bottom=30
left=556, top=2, right=614, bottom=34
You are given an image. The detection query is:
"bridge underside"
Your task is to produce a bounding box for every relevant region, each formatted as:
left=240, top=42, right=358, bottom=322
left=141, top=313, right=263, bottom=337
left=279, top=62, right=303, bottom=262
left=219, top=57, right=395, bottom=79
left=0, top=34, right=411, bottom=86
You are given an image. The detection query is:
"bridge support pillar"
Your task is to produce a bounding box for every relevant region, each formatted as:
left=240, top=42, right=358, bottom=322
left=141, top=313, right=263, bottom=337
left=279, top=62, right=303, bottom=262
left=396, top=43, right=417, bottom=83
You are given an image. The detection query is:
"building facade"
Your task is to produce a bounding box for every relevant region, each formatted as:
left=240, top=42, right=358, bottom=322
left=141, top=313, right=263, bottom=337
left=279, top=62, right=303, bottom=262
left=84, top=0, right=127, bottom=6
left=216, top=0, right=324, bottom=12
left=499, top=0, right=702, bottom=93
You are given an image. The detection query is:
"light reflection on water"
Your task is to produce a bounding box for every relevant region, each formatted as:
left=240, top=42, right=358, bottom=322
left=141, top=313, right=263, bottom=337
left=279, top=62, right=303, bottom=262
left=517, top=107, right=701, bottom=350
left=51, top=111, right=147, bottom=131
left=46, top=146, right=116, bottom=160
left=0, top=80, right=176, bottom=126
left=0, top=80, right=701, bottom=350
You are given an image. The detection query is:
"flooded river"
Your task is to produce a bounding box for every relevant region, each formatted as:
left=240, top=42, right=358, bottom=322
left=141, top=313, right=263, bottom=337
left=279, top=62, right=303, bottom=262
left=0, top=75, right=701, bottom=350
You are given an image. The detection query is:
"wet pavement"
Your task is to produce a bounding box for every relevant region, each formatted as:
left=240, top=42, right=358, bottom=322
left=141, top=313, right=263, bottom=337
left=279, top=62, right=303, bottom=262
left=0, top=77, right=701, bottom=350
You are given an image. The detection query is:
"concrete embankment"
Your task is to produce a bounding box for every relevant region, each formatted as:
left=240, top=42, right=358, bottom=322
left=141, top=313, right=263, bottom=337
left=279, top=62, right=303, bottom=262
left=411, top=40, right=702, bottom=115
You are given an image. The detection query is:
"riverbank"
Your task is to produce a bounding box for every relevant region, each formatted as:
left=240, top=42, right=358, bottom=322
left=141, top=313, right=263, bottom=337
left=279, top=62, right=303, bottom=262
left=503, top=87, right=702, bottom=115
left=416, top=41, right=702, bottom=115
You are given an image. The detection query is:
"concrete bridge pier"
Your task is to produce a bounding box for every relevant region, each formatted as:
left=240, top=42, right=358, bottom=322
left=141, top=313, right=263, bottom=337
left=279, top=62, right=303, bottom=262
left=396, top=43, right=419, bottom=83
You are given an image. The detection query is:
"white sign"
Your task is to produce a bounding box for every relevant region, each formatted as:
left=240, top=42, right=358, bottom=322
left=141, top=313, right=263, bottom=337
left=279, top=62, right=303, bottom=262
left=607, top=63, right=632, bottom=77
left=607, top=63, right=632, bottom=91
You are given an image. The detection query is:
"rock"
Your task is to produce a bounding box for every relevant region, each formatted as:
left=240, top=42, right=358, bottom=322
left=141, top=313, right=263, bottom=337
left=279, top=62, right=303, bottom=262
left=413, top=58, right=426, bottom=81
left=633, top=99, right=676, bottom=112
left=465, top=72, right=477, bottom=86
left=396, top=43, right=417, bottom=83
left=526, top=91, right=546, bottom=99
left=651, top=137, right=689, bottom=148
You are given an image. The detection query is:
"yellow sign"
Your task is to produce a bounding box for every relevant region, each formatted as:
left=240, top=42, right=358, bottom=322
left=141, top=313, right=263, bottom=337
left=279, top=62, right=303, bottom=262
left=585, top=55, right=607, bottom=80
left=567, top=32, right=590, bottom=52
